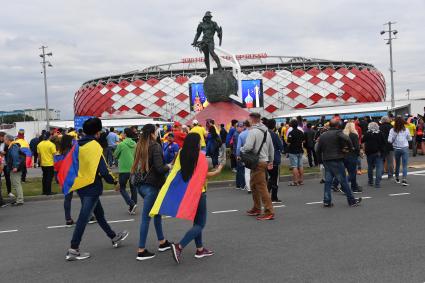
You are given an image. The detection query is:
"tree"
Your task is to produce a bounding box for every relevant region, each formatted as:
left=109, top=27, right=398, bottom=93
left=0, top=114, right=35, bottom=124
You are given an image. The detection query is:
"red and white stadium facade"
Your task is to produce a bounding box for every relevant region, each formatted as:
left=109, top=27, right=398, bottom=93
left=74, top=54, right=386, bottom=123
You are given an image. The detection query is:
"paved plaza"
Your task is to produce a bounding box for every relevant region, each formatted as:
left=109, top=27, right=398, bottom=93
left=1, top=171, right=425, bottom=282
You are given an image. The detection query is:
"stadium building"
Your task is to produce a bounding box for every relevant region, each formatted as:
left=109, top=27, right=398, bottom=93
left=74, top=54, right=386, bottom=123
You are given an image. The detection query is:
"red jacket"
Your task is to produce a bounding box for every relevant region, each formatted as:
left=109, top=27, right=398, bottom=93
left=173, top=130, right=187, bottom=148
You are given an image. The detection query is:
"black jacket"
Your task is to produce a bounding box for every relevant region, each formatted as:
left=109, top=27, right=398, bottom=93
left=346, top=133, right=360, bottom=157
left=316, top=128, right=353, bottom=162
left=362, top=131, right=386, bottom=156
left=144, top=141, right=170, bottom=189
left=379, top=122, right=394, bottom=152
left=303, top=129, right=316, bottom=149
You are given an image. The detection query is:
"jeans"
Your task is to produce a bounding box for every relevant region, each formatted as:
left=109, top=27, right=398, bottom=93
left=394, top=147, right=409, bottom=179
left=236, top=161, right=245, bottom=188
left=323, top=160, right=355, bottom=205
left=383, top=150, right=394, bottom=178
left=64, top=192, right=74, bottom=221
left=211, top=150, right=219, bottom=168
left=180, top=193, right=207, bottom=249
left=106, top=146, right=116, bottom=167
left=3, top=167, right=11, bottom=194
left=267, top=165, right=279, bottom=201
left=357, top=157, right=362, bottom=170
left=70, top=196, right=116, bottom=249
left=343, top=155, right=359, bottom=190
left=41, top=166, right=54, bottom=195
left=306, top=147, right=317, bottom=167
left=138, top=184, right=164, bottom=249
left=366, top=153, right=383, bottom=186
left=119, top=173, right=137, bottom=206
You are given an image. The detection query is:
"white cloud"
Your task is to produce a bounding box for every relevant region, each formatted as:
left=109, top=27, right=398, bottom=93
left=0, top=0, right=424, bottom=119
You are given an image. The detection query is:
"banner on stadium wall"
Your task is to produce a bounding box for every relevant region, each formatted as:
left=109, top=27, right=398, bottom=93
left=74, top=116, right=95, bottom=130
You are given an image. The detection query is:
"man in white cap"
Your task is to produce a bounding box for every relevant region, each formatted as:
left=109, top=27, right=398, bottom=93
left=189, top=119, right=207, bottom=151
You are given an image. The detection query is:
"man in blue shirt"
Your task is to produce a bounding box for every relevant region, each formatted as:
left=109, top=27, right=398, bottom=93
left=162, top=133, right=179, bottom=164
left=106, top=127, right=120, bottom=167
left=236, top=120, right=251, bottom=193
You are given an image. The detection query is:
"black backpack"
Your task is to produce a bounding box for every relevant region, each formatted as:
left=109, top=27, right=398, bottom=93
left=240, top=129, right=267, bottom=169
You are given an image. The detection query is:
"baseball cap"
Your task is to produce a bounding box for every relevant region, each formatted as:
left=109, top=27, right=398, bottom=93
left=193, top=119, right=199, bottom=125
left=237, top=122, right=244, bottom=127
left=174, top=121, right=182, bottom=127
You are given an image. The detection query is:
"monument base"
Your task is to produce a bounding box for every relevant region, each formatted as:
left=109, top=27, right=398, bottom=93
left=192, top=102, right=250, bottom=126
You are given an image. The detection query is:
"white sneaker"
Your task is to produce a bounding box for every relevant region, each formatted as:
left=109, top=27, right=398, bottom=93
left=8, top=193, right=15, bottom=198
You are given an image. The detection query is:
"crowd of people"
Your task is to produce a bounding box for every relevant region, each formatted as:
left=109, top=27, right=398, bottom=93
left=0, top=110, right=421, bottom=263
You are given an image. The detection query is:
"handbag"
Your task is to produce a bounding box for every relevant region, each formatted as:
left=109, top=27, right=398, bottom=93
left=130, top=163, right=150, bottom=187
left=240, top=129, right=267, bottom=170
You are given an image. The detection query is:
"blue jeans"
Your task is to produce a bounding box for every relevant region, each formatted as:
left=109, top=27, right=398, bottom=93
left=70, top=196, right=116, bottom=249
left=119, top=173, right=137, bottom=206
left=394, top=147, right=409, bottom=179
left=138, top=184, right=164, bottom=249
left=180, top=193, right=207, bottom=249
left=323, top=160, right=356, bottom=205
left=366, top=153, right=383, bottom=186
left=106, top=146, right=116, bottom=167
left=343, top=155, right=359, bottom=190
left=236, top=161, right=245, bottom=188
left=64, top=192, right=74, bottom=221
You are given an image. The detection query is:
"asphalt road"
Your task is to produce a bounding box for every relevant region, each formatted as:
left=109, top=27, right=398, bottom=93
left=1, top=170, right=425, bottom=283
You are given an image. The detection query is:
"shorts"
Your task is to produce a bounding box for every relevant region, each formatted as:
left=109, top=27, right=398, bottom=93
left=288, top=153, right=303, bottom=168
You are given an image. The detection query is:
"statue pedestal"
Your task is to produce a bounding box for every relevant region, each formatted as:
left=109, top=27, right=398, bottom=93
left=192, top=102, right=249, bottom=126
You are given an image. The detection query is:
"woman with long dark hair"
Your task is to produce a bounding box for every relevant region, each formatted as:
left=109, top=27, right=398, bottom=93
left=134, top=124, right=171, bottom=261
left=206, top=125, right=221, bottom=168
left=170, top=133, right=223, bottom=264
left=388, top=116, right=412, bottom=186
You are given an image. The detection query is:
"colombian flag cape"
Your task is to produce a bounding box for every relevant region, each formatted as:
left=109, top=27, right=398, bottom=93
left=150, top=152, right=208, bottom=221
left=57, top=140, right=103, bottom=195
left=13, top=139, right=33, bottom=168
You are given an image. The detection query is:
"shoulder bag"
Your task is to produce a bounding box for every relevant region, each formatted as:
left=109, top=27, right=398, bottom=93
left=240, top=129, right=267, bottom=170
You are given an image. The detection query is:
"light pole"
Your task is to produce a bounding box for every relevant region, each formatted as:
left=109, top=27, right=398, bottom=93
left=406, top=88, right=410, bottom=100
left=39, top=46, right=53, bottom=131
left=380, top=22, right=398, bottom=111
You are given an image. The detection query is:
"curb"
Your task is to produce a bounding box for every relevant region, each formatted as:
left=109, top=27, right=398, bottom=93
left=11, top=173, right=322, bottom=203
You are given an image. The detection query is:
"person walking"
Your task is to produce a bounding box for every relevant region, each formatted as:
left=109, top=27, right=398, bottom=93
left=304, top=123, right=317, bottom=167
left=362, top=122, right=385, bottom=188
left=315, top=119, right=362, bottom=207
left=114, top=128, right=138, bottom=215
left=380, top=116, right=394, bottom=179
left=106, top=127, right=120, bottom=167
left=165, top=133, right=223, bottom=264
left=189, top=120, right=207, bottom=151
left=267, top=119, right=283, bottom=203
left=233, top=122, right=245, bottom=190
left=4, top=135, right=24, bottom=205
left=30, top=134, right=40, bottom=168
left=236, top=120, right=251, bottom=193
left=64, top=118, right=128, bottom=261
left=388, top=116, right=412, bottom=186
left=133, top=124, right=172, bottom=261
left=416, top=118, right=425, bottom=155
left=206, top=126, right=221, bottom=168
left=343, top=122, right=362, bottom=193
left=37, top=133, right=57, bottom=195
left=287, top=120, right=305, bottom=186
left=241, top=112, right=275, bottom=220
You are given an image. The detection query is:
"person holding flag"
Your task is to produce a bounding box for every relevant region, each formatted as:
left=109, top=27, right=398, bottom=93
left=13, top=129, right=32, bottom=182
left=58, top=118, right=129, bottom=261
left=149, top=133, right=223, bottom=264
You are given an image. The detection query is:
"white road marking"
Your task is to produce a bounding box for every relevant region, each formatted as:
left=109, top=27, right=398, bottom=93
left=362, top=197, right=372, bottom=199
left=410, top=173, right=425, bottom=176
left=47, top=219, right=134, bottom=229
left=211, top=209, right=238, bottom=214
left=0, top=229, right=18, bottom=234
left=306, top=201, right=322, bottom=205
left=273, top=205, right=286, bottom=208
left=389, top=193, right=410, bottom=196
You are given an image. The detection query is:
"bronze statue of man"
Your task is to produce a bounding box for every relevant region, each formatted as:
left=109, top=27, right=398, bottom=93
left=192, top=11, right=223, bottom=75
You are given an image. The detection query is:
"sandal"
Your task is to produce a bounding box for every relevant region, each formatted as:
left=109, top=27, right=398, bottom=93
left=288, top=182, right=298, bottom=186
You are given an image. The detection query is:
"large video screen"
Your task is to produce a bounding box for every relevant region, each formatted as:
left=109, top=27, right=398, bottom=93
left=189, top=79, right=263, bottom=112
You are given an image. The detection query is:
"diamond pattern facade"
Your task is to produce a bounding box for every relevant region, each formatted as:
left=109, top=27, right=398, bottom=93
left=74, top=67, right=385, bottom=124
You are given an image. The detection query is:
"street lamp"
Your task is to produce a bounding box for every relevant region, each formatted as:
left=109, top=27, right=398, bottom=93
left=380, top=21, right=398, bottom=112
left=406, top=88, right=410, bottom=100
left=39, top=46, right=53, bottom=131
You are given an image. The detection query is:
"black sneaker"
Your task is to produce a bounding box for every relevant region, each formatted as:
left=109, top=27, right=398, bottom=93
left=319, top=179, right=325, bottom=184
left=65, top=219, right=75, bottom=227
left=158, top=240, right=172, bottom=252
left=323, top=203, right=334, bottom=208
left=88, top=216, right=97, bottom=224
left=395, top=178, right=400, bottom=184
left=402, top=179, right=409, bottom=186
left=171, top=243, right=182, bottom=264
left=350, top=198, right=362, bottom=207
left=112, top=230, right=129, bottom=248
left=352, top=188, right=363, bottom=194
left=128, top=204, right=138, bottom=215
left=136, top=250, right=156, bottom=261
left=272, top=199, right=282, bottom=204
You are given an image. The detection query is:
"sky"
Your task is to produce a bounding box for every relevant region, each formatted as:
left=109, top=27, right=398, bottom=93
left=1, top=0, right=424, bottom=119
